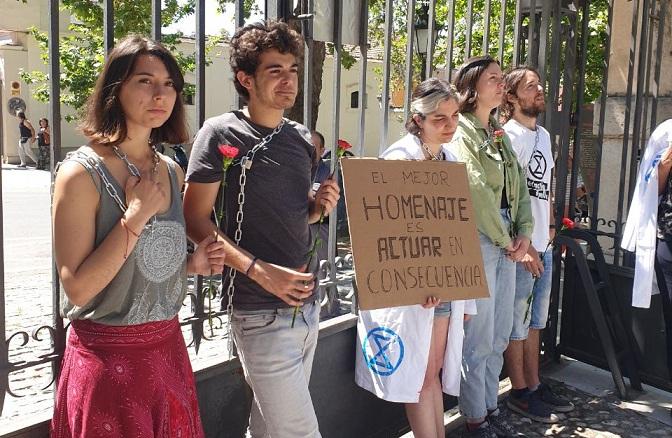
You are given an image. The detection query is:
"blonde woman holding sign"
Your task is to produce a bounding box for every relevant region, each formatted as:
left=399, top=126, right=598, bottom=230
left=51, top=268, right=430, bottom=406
left=355, top=78, right=477, bottom=438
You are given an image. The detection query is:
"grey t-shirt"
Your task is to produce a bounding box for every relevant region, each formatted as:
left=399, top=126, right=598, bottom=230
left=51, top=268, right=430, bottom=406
left=61, top=148, right=188, bottom=325
left=186, top=111, right=317, bottom=310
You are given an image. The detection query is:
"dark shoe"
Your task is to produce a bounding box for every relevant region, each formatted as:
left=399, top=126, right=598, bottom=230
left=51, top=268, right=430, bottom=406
left=506, top=390, right=560, bottom=424
left=487, top=409, right=527, bottom=437
left=462, top=421, right=498, bottom=438
left=536, top=383, right=574, bottom=413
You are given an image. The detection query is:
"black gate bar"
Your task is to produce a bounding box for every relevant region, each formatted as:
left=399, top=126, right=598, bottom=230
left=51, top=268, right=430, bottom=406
left=591, top=0, right=615, bottom=230
left=379, top=0, right=394, bottom=154
left=426, top=0, right=437, bottom=79
left=483, top=0, right=492, bottom=55
left=568, top=0, right=591, bottom=220
left=497, top=0, right=507, bottom=64
left=403, top=0, right=417, bottom=121
left=152, top=0, right=162, bottom=42
left=465, top=0, right=474, bottom=59
left=446, top=0, right=456, bottom=81
left=614, top=0, right=643, bottom=264
left=195, top=0, right=206, bottom=127
left=356, top=0, right=369, bottom=158
left=650, top=0, right=667, bottom=132
left=103, top=0, right=114, bottom=55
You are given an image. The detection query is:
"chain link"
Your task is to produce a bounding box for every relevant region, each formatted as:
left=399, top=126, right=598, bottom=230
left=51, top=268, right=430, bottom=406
left=224, top=119, right=286, bottom=355
left=62, top=151, right=129, bottom=212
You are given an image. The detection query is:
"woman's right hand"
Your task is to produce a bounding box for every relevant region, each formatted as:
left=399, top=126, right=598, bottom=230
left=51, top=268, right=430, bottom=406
left=124, top=175, right=166, bottom=226
left=422, top=296, right=441, bottom=309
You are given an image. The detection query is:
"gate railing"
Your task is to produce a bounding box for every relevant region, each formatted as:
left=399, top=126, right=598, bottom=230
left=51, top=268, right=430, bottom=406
left=0, top=0, right=613, bottom=424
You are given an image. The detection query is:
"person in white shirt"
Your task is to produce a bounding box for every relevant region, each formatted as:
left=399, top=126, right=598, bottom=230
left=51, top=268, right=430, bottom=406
left=355, top=78, right=476, bottom=438
left=622, top=119, right=672, bottom=414
left=501, top=66, right=574, bottom=424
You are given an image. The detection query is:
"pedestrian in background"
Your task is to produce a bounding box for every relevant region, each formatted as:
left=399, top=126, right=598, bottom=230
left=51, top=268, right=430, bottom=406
left=17, top=111, right=37, bottom=168
left=37, top=118, right=51, bottom=170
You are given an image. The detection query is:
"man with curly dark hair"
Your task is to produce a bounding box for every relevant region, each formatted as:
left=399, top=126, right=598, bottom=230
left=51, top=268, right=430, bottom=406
left=184, top=20, right=339, bottom=437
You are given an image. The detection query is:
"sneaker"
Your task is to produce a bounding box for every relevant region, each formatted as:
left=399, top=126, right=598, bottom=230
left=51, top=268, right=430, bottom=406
left=462, top=421, right=498, bottom=438
left=506, top=390, right=560, bottom=424
left=536, top=383, right=574, bottom=413
left=17, top=163, right=26, bottom=168
left=487, top=409, right=527, bottom=437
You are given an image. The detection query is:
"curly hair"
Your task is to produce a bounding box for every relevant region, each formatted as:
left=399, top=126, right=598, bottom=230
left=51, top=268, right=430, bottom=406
left=500, top=66, right=541, bottom=122
left=453, top=55, right=499, bottom=114
left=405, top=78, right=458, bottom=135
left=229, top=20, right=304, bottom=102
left=80, top=35, right=188, bottom=147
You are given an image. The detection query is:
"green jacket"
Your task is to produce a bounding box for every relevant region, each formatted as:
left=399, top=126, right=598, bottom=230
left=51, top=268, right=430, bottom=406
left=449, top=113, right=534, bottom=248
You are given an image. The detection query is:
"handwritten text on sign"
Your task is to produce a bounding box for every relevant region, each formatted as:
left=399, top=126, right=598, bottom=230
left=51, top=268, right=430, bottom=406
left=341, top=159, right=489, bottom=310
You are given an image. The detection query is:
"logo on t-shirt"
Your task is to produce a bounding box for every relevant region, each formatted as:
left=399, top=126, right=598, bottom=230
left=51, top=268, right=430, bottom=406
left=527, top=150, right=550, bottom=201
left=528, top=150, right=547, bottom=180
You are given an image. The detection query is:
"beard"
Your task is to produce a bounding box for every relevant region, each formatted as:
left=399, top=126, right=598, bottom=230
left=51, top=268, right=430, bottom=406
left=519, top=97, right=545, bottom=118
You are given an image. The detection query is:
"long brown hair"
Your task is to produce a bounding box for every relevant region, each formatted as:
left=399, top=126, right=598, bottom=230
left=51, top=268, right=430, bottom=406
left=453, top=55, right=499, bottom=114
left=80, top=35, right=188, bottom=147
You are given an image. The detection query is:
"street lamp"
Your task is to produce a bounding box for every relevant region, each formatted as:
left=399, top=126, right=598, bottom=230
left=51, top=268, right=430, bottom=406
left=414, top=2, right=438, bottom=81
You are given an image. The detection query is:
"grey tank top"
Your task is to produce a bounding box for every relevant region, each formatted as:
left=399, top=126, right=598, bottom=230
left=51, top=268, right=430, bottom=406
left=60, top=147, right=188, bottom=326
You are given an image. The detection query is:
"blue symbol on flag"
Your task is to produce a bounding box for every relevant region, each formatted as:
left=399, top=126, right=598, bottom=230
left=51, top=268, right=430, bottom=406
left=362, top=327, right=404, bottom=376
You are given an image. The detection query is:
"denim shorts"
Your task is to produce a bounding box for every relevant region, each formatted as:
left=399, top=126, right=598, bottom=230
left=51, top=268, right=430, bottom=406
left=434, top=300, right=452, bottom=318
left=511, top=249, right=553, bottom=340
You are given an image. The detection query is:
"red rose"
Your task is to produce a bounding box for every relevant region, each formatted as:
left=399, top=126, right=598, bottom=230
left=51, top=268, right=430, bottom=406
left=337, top=139, right=352, bottom=150
left=218, top=144, right=239, bottom=159
left=493, top=129, right=505, bottom=137
left=562, top=217, right=575, bottom=229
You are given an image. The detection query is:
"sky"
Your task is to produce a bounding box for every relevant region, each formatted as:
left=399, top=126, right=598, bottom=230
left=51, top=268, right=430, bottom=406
left=165, top=0, right=264, bottom=37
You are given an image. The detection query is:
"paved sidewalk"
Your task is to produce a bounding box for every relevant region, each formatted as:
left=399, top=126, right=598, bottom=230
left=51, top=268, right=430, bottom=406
left=0, top=165, right=233, bottom=433
left=441, top=360, right=672, bottom=438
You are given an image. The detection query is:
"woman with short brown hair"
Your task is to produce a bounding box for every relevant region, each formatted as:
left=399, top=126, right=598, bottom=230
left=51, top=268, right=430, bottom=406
left=51, top=35, right=224, bottom=437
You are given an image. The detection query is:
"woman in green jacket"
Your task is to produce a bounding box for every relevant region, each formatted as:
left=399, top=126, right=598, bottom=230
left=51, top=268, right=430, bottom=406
left=448, top=55, right=534, bottom=438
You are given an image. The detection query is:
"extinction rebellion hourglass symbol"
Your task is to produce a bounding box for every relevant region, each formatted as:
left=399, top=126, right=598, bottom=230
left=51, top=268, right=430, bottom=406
left=362, top=327, right=405, bottom=376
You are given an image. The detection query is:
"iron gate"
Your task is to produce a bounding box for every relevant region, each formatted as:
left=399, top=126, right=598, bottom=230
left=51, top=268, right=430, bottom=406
left=2, top=0, right=662, bottom=432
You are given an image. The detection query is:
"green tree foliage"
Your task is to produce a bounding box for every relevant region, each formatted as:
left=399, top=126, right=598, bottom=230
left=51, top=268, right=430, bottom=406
left=366, top=0, right=609, bottom=103
left=20, top=0, right=221, bottom=121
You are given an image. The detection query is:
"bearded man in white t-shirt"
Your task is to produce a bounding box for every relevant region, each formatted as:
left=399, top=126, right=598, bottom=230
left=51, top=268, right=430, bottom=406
left=501, top=66, right=574, bottom=424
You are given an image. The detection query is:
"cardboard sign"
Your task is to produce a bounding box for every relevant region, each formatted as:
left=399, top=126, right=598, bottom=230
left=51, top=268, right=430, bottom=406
left=341, top=158, right=489, bottom=310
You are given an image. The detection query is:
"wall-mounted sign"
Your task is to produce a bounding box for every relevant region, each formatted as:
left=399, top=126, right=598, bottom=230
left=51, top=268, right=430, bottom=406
left=8, top=97, right=26, bottom=116
left=10, top=80, right=20, bottom=97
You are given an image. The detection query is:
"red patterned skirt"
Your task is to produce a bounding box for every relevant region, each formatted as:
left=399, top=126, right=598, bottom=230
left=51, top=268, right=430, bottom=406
left=50, top=317, right=204, bottom=438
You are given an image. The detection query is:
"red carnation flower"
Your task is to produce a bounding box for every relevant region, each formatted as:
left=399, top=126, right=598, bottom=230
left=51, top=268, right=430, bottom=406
left=337, top=139, right=352, bottom=151
left=562, top=217, right=575, bottom=229
left=218, top=144, right=239, bottom=159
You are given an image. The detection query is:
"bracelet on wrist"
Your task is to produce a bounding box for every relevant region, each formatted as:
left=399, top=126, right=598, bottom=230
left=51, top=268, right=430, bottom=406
left=245, top=256, right=259, bottom=276
left=120, top=217, right=141, bottom=238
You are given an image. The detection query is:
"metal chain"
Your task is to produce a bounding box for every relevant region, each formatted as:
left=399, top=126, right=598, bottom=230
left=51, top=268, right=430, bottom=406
left=524, top=125, right=541, bottom=179
left=112, top=144, right=160, bottom=231
left=225, top=119, right=286, bottom=355
left=420, top=142, right=444, bottom=161
left=65, top=151, right=129, bottom=212
left=112, top=144, right=160, bottom=178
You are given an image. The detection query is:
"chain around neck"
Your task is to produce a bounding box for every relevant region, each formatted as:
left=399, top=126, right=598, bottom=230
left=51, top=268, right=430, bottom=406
left=420, top=142, right=443, bottom=160
left=113, top=144, right=160, bottom=178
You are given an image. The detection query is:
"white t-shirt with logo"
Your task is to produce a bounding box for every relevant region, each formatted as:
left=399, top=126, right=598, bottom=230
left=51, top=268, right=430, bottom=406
left=504, top=119, right=554, bottom=251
